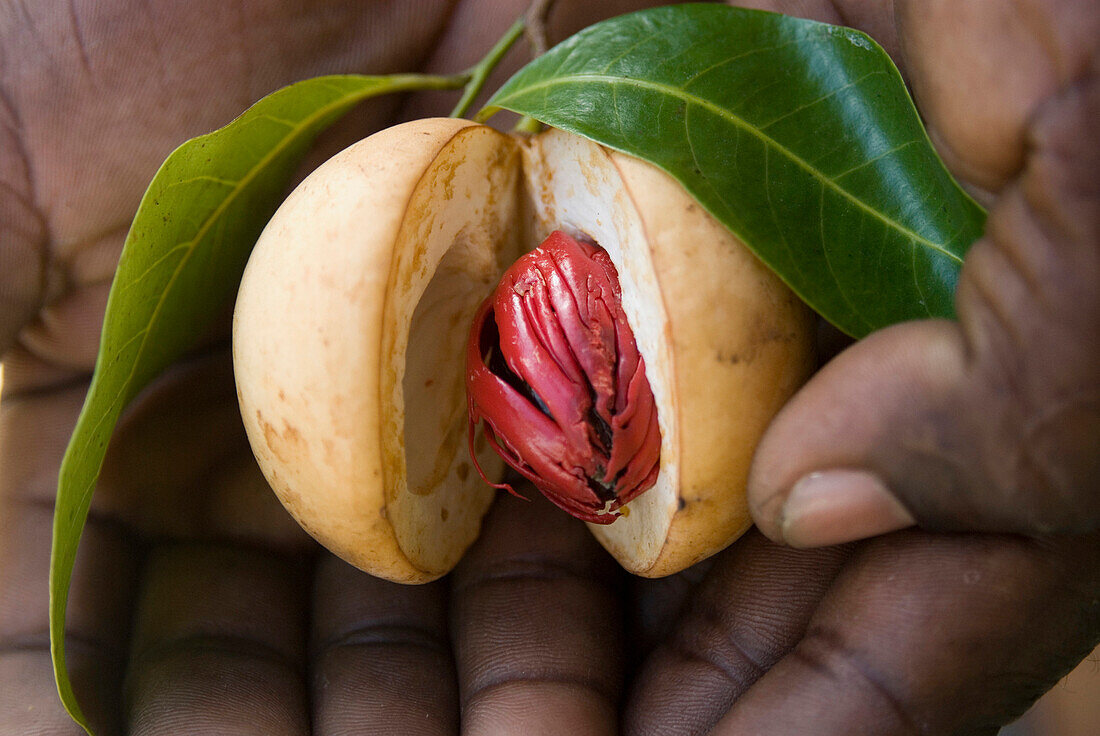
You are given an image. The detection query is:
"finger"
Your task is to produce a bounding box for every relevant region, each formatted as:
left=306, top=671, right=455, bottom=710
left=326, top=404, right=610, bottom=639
left=896, top=0, right=1098, bottom=192
left=309, top=554, right=457, bottom=736
left=450, top=493, right=624, bottom=736
left=107, top=354, right=318, bottom=732
left=749, top=67, right=1100, bottom=544
left=93, top=352, right=311, bottom=548
left=0, top=382, right=140, bottom=735
left=0, top=342, right=88, bottom=398
left=9, top=0, right=454, bottom=248
left=711, top=530, right=1100, bottom=735
left=0, top=350, right=315, bottom=734
left=124, top=544, right=310, bottom=736
left=624, top=531, right=850, bottom=736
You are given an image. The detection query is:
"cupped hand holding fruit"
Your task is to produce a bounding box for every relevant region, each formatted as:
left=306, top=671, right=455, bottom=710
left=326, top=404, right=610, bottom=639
left=1, top=2, right=1098, bottom=736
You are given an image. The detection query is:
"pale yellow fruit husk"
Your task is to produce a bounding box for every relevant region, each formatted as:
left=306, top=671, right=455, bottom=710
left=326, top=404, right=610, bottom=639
left=233, top=118, right=814, bottom=583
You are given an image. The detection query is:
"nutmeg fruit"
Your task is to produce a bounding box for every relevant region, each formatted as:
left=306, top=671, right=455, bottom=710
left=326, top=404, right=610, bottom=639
left=233, top=117, right=814, bottom=583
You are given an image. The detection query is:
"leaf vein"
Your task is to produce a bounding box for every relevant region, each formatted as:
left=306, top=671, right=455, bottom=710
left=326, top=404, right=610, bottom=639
left=258, top=114, right=299, bottom=129
left=161, top=174, right=240, bottom=190
left=818, top=188, right=871, bottom=332
left=911, top=236, right=932, bottom=316
left=757, top=70, right=882, bottom=131
left=597, top=33, right=657, bottom=75
left=830, top=139, right=920, bottom=181
left=680, top=39, right=799, bottom=90
left=120, top=242, right=192, bottom=290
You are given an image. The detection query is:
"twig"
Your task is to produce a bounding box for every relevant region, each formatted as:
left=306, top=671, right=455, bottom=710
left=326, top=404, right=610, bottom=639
left=449, top=16, right=527, bottom=119
left=525, top=0, right=557, bottom=57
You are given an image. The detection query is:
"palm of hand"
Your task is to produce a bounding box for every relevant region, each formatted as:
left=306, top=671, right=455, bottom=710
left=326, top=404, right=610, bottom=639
left=1, top=2, right=1097, bottom=735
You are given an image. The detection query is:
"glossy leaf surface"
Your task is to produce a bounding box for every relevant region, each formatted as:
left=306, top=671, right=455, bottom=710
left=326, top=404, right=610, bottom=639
left=483, top=5, right=985, bottom=336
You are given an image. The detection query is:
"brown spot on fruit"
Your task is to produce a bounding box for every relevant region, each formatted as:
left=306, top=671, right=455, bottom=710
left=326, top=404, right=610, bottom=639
left=256, top=409, right=277, bottom=446
left=282, top=421, right=302, bottom=445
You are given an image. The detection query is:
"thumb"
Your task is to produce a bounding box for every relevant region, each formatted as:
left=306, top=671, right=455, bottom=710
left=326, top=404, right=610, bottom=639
left=747, top=321, right=994, bottom=546
left=749, top=313, right=1099, bottom=546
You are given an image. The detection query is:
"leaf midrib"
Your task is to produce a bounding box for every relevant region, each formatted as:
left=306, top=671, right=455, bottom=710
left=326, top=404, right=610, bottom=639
left=494, top=73, right=964, bottom=264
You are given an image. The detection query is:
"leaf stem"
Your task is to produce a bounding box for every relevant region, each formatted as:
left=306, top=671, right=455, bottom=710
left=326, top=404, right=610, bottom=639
left=512, top=115, right=543, bottom=134
left=388, top=72, right=474, bottom=91
left=450, top=17, right=527, bottom=119
left=525, top=0, right=555, bottom=57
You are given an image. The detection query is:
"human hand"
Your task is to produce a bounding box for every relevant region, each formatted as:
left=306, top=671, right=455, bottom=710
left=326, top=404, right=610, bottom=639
left=0, top=2, right=660, bottom=734
left=625, top=1, right=1100, bottom=733
left=3, top=2, right=1097, bottom=735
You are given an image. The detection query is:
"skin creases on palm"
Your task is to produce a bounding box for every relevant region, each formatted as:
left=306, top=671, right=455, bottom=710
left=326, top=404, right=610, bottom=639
left=1, top=1, right=1097, bottom=735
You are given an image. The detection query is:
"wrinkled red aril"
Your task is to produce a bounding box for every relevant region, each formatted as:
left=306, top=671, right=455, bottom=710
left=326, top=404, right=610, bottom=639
left=465, top=230, right=661, bottom=523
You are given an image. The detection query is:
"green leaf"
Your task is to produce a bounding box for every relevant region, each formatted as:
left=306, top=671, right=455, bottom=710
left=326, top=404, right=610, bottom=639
left=482, top=4, right=985, bottom=337
left=51, top=72, right=463, bottom=733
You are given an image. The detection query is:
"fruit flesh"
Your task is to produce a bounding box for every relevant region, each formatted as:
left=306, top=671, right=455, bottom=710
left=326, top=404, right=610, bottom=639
left=381, top=126, right=523, bottom=575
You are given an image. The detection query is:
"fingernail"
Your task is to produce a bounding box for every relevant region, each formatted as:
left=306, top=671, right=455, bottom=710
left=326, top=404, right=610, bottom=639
left=779, top=470, right=914, bottom=548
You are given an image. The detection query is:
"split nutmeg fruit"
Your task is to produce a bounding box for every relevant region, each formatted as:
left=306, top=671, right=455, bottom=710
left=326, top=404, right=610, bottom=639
left=233, top=118, right=815, bottom=583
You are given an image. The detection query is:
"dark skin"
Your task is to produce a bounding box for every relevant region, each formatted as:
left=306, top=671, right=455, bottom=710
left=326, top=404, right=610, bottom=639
left=1, top=1, right=1097, bottom=734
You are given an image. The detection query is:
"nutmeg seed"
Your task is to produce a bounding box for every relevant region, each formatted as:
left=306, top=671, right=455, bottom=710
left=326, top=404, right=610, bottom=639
left=466, top=230, right=661, bottom=524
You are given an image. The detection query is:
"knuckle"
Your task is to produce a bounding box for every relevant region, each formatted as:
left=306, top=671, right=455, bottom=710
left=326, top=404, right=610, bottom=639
left=312, top=622, right=450, bottom=662
left=794, top=623, right=924, bottom=735
left=669, top=602, right=770, bottom=691
left=1014, top=390, right=1100, bottom=532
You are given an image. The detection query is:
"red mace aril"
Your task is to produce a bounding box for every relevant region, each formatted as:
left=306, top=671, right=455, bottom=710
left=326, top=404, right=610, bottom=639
left=465, top=230, right=662, bottom=523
